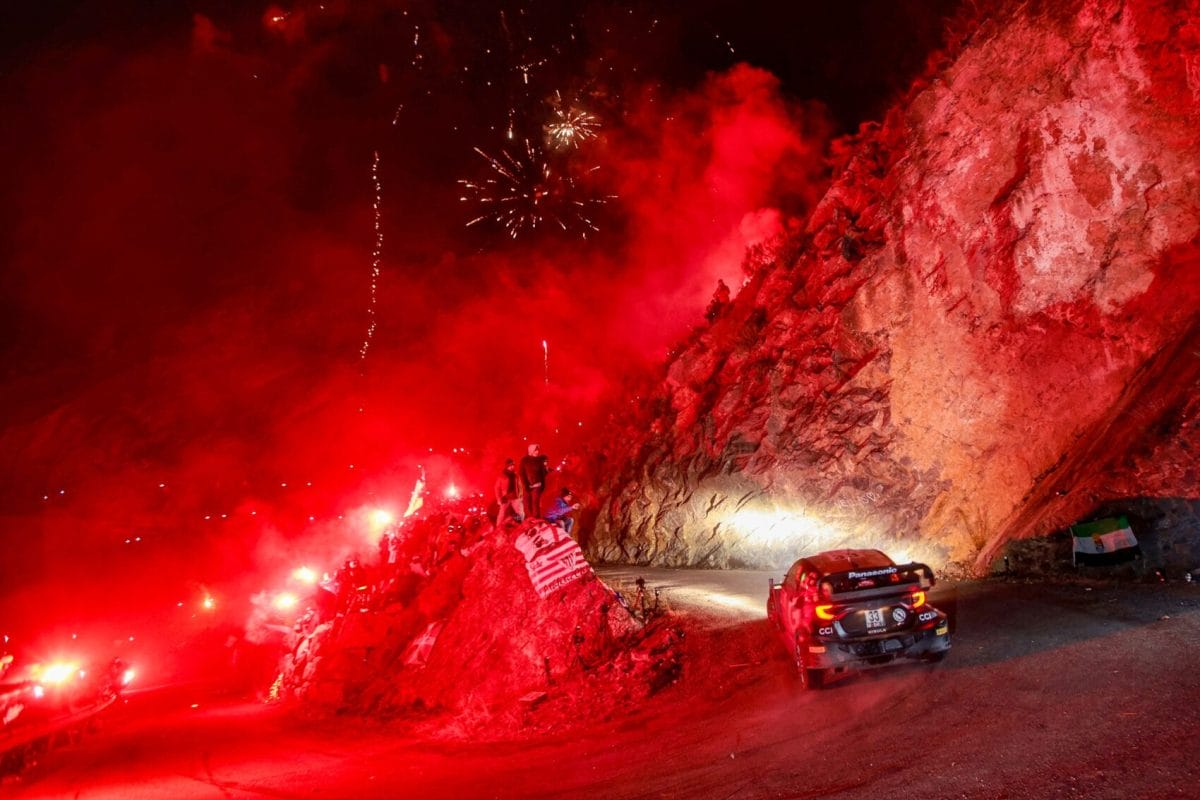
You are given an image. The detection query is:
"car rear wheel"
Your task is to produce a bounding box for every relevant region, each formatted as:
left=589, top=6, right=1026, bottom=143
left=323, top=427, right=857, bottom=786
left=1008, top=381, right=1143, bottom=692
left=794, top=645, right=825, bottom=690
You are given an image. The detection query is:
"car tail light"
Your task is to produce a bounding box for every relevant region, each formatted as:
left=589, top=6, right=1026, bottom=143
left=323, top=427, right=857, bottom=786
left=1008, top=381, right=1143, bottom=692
left=910, top=590, right=926, bottom=608
left=815, top=604, right=837, bottom=621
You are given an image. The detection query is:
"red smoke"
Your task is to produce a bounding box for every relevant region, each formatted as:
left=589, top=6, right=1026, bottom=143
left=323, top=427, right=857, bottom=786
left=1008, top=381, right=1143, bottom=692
left=0, top=8, right=833, bottom=657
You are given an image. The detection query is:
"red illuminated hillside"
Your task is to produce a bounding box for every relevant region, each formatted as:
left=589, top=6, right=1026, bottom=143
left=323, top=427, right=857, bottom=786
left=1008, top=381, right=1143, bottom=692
left=590, top=0, right=1200, bottom=576
left=274, top=515, right=682, bottom=734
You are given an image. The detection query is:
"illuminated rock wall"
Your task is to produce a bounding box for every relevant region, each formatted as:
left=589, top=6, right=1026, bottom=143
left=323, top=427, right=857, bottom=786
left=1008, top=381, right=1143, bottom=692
left=591, top=0, right=1200, bottom=575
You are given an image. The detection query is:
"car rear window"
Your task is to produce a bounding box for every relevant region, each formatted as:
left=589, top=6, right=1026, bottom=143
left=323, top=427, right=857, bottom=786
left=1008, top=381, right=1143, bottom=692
left=807, top=550, right=894, bottom=575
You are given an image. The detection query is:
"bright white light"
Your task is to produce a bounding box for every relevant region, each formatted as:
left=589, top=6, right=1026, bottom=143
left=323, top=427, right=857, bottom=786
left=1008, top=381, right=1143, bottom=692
left=369, top=509, right=395, bottom=530
left=39, top=662, right=79, bottom=685
left=445, top=484, right=460, bottom=500
left=726, top=508, right=830, bottom=546
left=122, top=668, right=136, bottom=686
left=274, top=592, right=298, bottom=611
left=202, top=595, right=215, bottom=611
left=292, top=566, right=317, bottom=584
left=726, top=501, right=941, bottom=569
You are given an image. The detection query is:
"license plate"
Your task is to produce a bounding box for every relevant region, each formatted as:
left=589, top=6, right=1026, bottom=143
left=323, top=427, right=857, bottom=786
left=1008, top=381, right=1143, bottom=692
left=864, top=608, right=885, bottom=629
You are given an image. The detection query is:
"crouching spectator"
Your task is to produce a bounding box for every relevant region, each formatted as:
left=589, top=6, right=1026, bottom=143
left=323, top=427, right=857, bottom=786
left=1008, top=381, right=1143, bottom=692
left=545, top=487, right=582, bottom=537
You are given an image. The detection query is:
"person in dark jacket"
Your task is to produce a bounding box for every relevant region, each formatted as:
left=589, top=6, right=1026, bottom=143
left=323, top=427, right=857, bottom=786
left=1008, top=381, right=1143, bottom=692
left=493, top=458, right=524, bottom=528
left=519, top=443, right=551, bottom=518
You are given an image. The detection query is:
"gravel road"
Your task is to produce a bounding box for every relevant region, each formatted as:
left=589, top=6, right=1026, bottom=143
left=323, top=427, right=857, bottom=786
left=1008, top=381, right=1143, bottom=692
left=6, top=570, right=1198, bottom=799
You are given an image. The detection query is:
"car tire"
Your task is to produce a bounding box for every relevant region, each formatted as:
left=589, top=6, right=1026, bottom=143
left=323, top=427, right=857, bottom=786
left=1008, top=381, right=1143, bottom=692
left=794, top=645, right=825, bottom=690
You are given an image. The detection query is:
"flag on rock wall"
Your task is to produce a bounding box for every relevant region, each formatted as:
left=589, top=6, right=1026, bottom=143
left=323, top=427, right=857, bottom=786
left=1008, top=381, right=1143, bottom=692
left=402, top=620, right=444, bottom=667
left=1071, top=516, right=1140, bottom=566
left=514, top=521, right=569, bottom=560
left=525, top=537, right=593, bottom=598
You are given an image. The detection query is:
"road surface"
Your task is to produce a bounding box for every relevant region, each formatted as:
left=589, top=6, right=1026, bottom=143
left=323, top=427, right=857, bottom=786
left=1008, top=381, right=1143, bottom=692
left=5, top=569, right=1198, bottom=799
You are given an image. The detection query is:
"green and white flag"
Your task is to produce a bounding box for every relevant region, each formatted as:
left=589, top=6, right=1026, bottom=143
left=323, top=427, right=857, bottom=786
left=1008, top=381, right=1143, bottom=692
left=1071, top=516, right=1140, bottom=566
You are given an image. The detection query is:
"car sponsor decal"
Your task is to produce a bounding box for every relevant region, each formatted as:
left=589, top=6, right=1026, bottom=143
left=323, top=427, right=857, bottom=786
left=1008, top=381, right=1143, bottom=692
left=817, top=626, right=834, bottom=636
left=918, top=610, right=938, bottom=623
left=847, top=567, right=898, bottom=579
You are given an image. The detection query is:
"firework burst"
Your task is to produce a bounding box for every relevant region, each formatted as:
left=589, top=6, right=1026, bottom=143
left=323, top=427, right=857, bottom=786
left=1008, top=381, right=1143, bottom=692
left=544, top=93, right=600, bottom=150
left=459, top=139, right=609, bottom=240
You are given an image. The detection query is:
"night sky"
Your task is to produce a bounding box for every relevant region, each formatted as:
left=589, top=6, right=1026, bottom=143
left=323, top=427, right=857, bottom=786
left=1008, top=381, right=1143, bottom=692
left=0, top=0, right=958, bottom=637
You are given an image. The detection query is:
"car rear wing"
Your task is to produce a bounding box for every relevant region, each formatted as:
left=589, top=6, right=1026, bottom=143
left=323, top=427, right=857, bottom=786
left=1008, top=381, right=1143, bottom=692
left=819, top=562, right=935, bottom=601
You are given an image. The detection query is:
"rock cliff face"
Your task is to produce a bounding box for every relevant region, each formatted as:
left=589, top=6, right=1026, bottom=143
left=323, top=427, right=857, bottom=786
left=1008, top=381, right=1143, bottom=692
left=590, top=0, right=1200, bottom=575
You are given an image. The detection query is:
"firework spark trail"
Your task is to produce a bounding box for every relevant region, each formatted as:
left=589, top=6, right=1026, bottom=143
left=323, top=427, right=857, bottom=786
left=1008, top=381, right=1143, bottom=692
left=542, top=339, right=549, bottom=385
left=359, top=150, right=383, bottom=365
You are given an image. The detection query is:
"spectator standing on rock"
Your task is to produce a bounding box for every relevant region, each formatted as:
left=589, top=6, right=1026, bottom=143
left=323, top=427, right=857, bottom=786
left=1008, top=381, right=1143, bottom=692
left=520, top=443, right=551, bottom=518
left=493, top=458, right=524, bottom=528
left=705, top=278, right=731, bottom=321
left=545, top=487, right=582, bottom=537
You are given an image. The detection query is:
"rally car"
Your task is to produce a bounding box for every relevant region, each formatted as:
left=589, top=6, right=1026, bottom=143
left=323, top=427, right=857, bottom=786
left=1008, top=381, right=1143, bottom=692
left=766, top=548, right=950, bottom=689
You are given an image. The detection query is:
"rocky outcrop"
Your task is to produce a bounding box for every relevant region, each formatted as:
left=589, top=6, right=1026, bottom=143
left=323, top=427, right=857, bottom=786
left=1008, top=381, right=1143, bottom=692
left=275, top=516, right=682, bottom=735
left=591, top=0, right=1200, bottom=575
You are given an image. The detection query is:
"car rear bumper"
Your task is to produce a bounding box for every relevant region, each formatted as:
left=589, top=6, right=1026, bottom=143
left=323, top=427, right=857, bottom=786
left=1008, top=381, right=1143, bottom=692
left=806, top=626, right=951, bottom=670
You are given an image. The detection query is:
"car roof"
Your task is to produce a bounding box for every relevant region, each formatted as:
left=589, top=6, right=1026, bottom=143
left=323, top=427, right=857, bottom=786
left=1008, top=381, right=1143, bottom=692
left=800, top=548, right=896, bottom=576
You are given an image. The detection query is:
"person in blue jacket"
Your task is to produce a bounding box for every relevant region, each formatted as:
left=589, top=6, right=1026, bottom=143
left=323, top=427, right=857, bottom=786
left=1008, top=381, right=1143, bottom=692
left=545, top=487, right=582, bottom=537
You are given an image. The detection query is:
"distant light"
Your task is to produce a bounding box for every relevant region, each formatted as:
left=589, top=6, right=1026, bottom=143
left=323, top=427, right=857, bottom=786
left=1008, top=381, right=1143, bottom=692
left=122, top=668, right=135, bottom=686
left=202, top=596, right=215, bottom=611
left=445, top=484, right=460, bottom=500
left=292, top=566, right=317, bottom=584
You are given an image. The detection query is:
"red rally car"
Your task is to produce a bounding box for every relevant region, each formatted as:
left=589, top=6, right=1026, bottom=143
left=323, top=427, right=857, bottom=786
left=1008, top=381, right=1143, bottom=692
left=767, top=548, right=950, bottom=689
